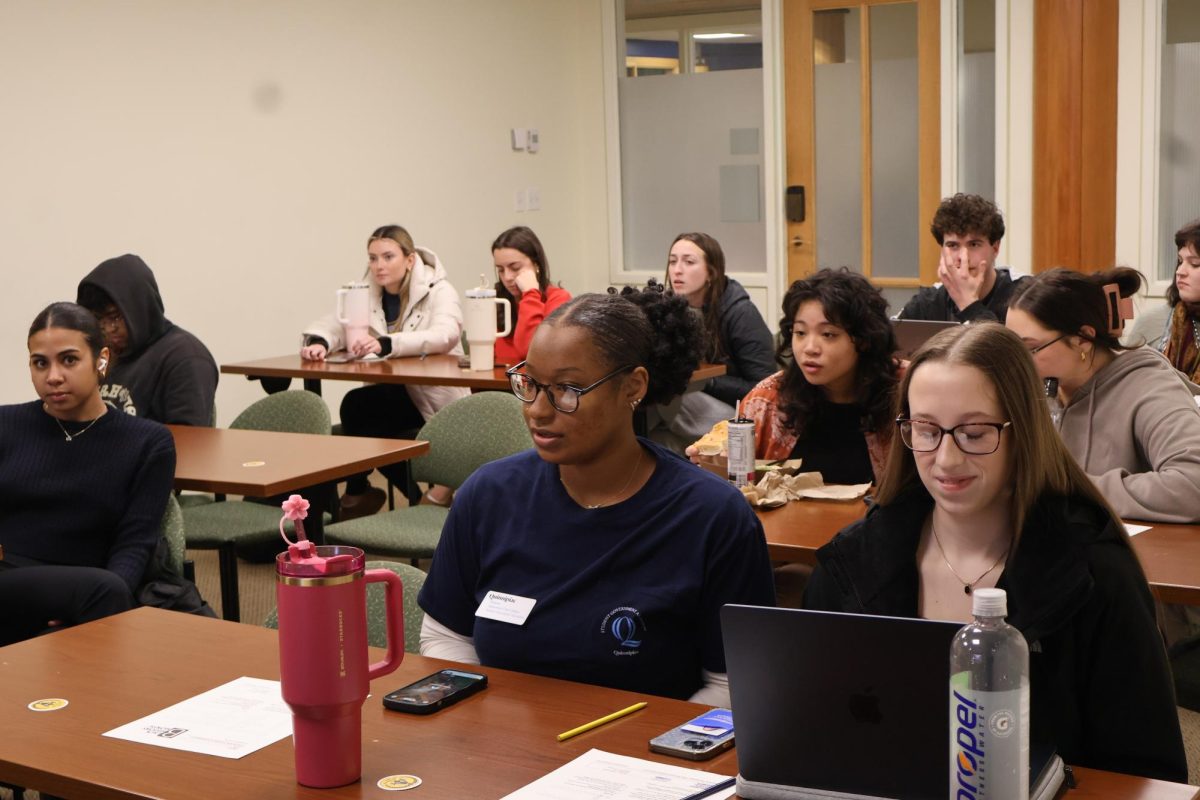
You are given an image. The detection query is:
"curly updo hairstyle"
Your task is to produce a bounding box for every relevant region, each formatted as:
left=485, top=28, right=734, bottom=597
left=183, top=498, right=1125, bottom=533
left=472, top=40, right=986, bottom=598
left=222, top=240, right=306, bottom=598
left=776, top=268, right=898, bottom=439
left=546, top=287, right=703, bottom=407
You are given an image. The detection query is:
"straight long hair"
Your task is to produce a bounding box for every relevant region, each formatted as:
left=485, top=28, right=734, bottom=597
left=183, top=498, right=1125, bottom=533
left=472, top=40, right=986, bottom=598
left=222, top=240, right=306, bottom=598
left=493, top=226, right=552, bottom=330
left=663, top=232, right=728, bottom=362
left=875, top=323, right=1125, bottom=539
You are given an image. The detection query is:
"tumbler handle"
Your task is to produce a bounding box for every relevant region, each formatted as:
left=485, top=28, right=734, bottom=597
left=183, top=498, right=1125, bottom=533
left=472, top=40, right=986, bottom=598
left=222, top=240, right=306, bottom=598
left=494, top=297, right=513, bottom=338
left=364, top=568, right=406, bottom=680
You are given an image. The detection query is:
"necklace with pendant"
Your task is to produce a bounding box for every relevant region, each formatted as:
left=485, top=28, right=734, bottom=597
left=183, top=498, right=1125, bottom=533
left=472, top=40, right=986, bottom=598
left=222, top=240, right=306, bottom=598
left=560, top=448, right=645, bottom=510
left=930, top=523, right=1010, bottom=595
left=54, top=414, right=103, bottom=442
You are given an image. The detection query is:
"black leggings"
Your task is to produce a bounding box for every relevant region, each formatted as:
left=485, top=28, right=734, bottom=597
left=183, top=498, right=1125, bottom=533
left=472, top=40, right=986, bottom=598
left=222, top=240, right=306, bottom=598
left=339, top=384, right=425, bottom=494
left=0, top=565, right=134, bottom=647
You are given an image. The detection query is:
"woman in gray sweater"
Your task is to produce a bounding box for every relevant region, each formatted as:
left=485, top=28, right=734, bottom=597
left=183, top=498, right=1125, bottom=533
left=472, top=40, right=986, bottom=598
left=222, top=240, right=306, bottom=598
left=1005, top=267, right=1200, bottom=523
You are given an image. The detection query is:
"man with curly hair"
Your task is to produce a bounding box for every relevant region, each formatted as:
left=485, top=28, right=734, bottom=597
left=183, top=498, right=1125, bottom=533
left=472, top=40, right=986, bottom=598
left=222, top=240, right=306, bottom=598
left=898, top=193, right=1028, bottom=323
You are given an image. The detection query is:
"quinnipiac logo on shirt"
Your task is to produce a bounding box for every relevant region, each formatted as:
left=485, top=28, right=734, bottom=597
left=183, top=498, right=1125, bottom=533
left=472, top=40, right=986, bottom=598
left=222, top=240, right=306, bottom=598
left=600, top=606, right=645, bottom=656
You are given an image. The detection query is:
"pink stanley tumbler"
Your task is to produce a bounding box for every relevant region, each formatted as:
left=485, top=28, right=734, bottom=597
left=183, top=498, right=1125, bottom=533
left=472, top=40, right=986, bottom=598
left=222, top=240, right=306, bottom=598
left=274, top=496, right=405, bottom=788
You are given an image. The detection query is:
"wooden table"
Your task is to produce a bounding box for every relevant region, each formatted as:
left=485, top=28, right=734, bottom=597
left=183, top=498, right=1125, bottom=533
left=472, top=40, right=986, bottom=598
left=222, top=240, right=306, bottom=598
left=168, top=425, right=428, bottom=621
left=0, top=609, right=1192, bottom=800
left=757, top=501, right=1200, bottom=605
left=221, top=354, right=728, bottom=395
left=222, top=353, right=517, bottom=393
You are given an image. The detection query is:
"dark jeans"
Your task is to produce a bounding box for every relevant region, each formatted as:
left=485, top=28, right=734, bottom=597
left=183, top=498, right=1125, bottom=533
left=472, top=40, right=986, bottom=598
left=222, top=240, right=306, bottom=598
left=339, top=384, right=424, bottom=495
left=0, top=564, right=134, bottom=647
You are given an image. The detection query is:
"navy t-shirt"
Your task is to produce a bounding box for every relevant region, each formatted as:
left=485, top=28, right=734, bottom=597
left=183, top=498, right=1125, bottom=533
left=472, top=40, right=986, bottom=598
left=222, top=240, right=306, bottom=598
left=418, top=439, right=776, bottom=700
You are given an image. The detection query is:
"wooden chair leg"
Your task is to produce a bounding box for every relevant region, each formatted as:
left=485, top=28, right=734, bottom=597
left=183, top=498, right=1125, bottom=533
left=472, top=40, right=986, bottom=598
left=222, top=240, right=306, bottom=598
left=217, top=543, right=241, bottom=623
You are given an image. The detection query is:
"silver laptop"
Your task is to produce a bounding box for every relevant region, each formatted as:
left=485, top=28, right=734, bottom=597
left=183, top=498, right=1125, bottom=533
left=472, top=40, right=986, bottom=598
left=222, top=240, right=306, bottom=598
left=891, top=319, right=960, bottom=358
left=721, top=605, right=1061, bottom=800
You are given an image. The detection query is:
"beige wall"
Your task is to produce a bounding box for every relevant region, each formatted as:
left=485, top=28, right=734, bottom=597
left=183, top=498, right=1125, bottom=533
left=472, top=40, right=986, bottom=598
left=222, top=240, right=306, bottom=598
left=0, top=0, right=609, bottom=421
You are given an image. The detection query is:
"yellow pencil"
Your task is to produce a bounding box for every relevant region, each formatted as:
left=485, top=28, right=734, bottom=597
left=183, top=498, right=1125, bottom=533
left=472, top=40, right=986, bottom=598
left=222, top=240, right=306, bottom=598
left=555, top=701, right=648, bottom=742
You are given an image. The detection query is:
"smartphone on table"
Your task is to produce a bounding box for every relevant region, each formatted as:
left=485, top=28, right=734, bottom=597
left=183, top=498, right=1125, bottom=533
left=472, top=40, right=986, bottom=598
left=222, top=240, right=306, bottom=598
left=648, top=708, right=735, bottom=761
left=382, top=669, right=487, bottom=714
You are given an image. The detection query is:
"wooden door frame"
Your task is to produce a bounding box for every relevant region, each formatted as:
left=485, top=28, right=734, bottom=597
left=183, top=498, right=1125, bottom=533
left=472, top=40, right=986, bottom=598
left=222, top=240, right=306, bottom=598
left=783, top=0, right=940, bottom=286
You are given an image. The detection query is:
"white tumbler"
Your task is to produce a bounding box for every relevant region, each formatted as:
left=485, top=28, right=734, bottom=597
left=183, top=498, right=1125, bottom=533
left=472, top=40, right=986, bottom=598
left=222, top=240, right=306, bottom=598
left=464, top=287, right=513, bottom=371
left=336, top=283, right=371, bottom=349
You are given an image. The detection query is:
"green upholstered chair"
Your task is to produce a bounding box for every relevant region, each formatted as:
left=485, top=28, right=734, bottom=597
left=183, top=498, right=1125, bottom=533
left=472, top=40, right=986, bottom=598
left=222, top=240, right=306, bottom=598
left=324, top=392, right=531, bottom=564
left=264, top=560, right=428, bottom=654
left=160, top=493, right=188, bottom=578
left=182, top=391, right=332, bottom=622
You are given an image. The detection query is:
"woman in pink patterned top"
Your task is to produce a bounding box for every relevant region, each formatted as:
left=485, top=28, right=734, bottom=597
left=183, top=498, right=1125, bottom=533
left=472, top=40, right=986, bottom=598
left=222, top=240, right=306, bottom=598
left=693, top=269, right=901, bottom=485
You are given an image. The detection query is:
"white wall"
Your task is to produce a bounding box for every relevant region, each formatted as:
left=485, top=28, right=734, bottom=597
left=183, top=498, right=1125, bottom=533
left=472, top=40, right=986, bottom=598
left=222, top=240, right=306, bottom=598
left=0, top=0, right=609, bottom=421
left=618, top=69, right=766, bottom=273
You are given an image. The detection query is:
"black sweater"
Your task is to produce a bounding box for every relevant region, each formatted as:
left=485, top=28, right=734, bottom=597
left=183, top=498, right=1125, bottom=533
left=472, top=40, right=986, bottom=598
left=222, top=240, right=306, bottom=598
left=898, top=267, right=1029, bottom=323
left=0, top=401, right=176, bottom=590
left=804, top=489, right=1187, bottom=783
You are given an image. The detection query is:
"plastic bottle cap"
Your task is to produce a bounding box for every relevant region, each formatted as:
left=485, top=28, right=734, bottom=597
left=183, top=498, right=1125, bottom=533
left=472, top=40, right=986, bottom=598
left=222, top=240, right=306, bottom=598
left=972, top=587, right=1008, bottom=617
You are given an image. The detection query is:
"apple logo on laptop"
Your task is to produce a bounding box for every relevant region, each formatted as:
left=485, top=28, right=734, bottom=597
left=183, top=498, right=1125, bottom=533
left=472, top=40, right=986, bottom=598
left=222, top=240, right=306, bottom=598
left=848, top=687, right=883, bottom=724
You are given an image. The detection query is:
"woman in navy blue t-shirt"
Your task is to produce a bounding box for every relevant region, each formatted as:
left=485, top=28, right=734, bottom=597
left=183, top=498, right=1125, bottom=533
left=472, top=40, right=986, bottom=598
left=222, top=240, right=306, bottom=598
left=418, top=288, right=776, bottom=704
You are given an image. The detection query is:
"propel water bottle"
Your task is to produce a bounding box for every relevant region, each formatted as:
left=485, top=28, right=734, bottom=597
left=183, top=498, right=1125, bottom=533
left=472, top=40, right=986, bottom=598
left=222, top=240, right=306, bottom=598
left=949, top=588, right=1029, bottom=800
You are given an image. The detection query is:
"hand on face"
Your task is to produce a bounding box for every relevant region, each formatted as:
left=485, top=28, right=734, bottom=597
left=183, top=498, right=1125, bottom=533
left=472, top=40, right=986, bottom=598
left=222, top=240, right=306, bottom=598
left=938, top=248, right=988, bottom=311
left=494, top=248, right=539, bottom=296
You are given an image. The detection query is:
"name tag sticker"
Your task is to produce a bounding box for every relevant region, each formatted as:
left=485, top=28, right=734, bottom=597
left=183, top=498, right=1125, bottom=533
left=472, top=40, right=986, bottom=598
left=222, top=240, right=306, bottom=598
left=475, top=590, right=537, bottom=625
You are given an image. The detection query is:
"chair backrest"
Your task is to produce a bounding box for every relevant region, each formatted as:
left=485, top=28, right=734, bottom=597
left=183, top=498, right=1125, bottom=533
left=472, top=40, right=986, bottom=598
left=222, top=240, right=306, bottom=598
left=230, top=390, right=331, bottom=434
left=160, top=494, right=185, bottom=575
left=412, top=391, right=532, bottom=487
left=263, top=560, right=427, bottom=653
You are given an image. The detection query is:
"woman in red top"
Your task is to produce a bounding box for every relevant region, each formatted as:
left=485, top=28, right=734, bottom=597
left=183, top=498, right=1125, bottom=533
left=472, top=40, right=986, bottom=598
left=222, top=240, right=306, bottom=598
left=492, top=227, right=572, bottom=365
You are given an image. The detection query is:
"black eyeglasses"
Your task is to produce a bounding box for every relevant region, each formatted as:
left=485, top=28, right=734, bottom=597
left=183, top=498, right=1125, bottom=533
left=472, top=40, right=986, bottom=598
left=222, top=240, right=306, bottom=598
left=506, top=361, right=635, bottom=414
left=896, top=417, right=1012, bottom=455
left=1028, top=333, right=1068, bottom=355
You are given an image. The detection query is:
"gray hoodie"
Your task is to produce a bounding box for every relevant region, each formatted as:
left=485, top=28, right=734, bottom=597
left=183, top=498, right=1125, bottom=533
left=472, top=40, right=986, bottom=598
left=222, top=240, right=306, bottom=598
left=1059, top=346, right=1200, bottom=522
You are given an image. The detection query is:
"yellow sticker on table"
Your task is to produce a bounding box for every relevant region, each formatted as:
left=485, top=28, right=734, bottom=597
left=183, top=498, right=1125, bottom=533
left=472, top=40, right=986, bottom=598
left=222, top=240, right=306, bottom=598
left=28, top=698, right=69, bottom=711
left=377, top=774, right=422, bottom=791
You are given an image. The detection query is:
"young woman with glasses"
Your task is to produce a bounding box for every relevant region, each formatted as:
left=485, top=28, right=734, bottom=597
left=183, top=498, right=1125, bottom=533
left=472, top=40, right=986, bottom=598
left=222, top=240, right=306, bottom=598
left=1, top=303, right=176, bottom=646
left=804, top=323, right=1186, bottom=782
left=417, top=289, right=775, bottom=706
left=1005, top=266, right=1200, bottom=523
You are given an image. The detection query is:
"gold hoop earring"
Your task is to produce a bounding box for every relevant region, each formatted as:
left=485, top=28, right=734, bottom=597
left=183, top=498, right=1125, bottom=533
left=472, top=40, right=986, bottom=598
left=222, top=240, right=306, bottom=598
left=1080, top=350, right=1086, bottom=363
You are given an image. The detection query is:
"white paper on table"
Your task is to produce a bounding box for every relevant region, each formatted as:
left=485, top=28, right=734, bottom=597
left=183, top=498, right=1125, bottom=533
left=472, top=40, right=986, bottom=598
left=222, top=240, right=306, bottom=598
left=1124, top=523, right=1152, bottom=537
left=103, top=676, right=292, bottom=759
left=500, top=748, right=736, bottom=800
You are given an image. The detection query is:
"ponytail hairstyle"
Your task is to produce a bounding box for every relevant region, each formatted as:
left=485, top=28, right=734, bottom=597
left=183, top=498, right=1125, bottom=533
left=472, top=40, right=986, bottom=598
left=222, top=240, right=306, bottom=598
left=28, top=302, right=105, bottom=359
left=777, top=268, right=899, bottom=439
left=1167, top=218, right=1200, bottom=307
left=1009, top=267, right=1142, bottom=353
left=492, top=226, right=552, bottom=330
left=876, top=323, right=1131, bottom=541
left=546, top=288, right=702, bottom=406
left=663, top=232, right=728, bottom=363
left=367, top=224, right=416, bottom=256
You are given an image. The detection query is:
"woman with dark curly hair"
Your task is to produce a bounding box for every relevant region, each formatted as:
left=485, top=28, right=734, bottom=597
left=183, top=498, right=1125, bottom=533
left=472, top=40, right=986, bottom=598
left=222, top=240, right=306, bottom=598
left=696, top=268, right=899, bottom=484
left=418, top=289, right=775, bottom=706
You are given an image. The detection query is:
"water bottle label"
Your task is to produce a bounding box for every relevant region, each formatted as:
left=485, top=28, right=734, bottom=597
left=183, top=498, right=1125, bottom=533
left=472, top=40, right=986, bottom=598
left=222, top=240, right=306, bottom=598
left=949, top=686, right=1029, bottom=800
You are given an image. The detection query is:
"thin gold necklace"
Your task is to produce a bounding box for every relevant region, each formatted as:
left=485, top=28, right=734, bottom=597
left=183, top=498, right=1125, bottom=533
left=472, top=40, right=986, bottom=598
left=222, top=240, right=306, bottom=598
left=560, top=447, right=644, bottom=510
left=930, top=522, right=1010, bottom=595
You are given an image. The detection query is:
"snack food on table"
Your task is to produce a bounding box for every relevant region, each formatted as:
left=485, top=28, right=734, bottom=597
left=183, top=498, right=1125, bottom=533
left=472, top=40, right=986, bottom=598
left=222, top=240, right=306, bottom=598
left=693, top=419, right=728, bottom=457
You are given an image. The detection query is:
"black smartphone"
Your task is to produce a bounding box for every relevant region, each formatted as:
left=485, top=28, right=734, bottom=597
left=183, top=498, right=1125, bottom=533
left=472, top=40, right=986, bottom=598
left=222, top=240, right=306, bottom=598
left=381, top=669, right=487, bottom=715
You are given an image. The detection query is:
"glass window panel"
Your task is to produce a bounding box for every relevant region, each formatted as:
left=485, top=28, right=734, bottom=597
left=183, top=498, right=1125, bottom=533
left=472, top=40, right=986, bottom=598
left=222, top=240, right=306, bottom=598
left=869, top=3, right=919, bottom=279
left=619, top=7, right=766, bottom=273
left=692, top=28, right=763, bottom=72
left=1158, top=0, right=1200, bottom=281
left=814, top=8, right=863, bottom=273
left=626, top=34, right=680, bottom=77
left=956, top=0, right=996, bottom=198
